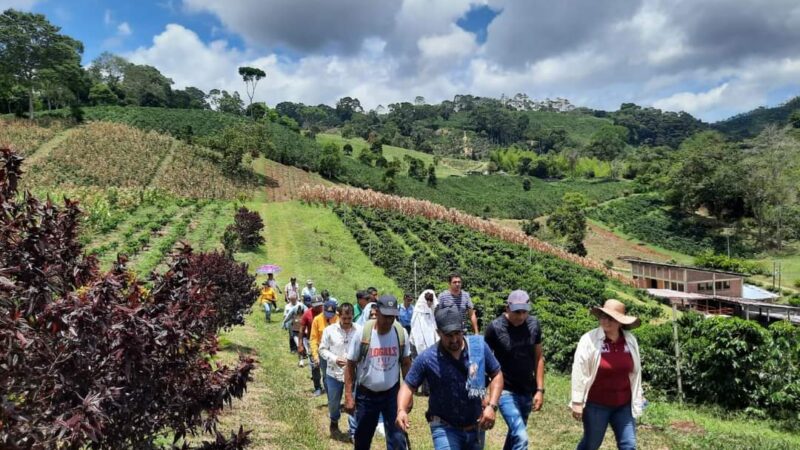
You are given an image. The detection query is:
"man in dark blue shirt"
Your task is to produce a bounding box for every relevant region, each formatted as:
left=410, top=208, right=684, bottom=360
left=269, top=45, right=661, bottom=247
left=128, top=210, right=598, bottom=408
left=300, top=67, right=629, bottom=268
left=396, top=306, right=504, bottom=449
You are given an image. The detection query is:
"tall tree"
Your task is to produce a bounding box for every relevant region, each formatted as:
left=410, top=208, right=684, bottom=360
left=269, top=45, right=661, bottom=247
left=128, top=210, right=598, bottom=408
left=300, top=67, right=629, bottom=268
left=548, top=192, right=589, bottom=256
left=0, top=9, right=83, bottom=119
left=336, top=96, right=363, bottom=121
left=87, top=51, right=129, bottom=87
left=121, top=63, right=173, bottom=106
left=238, top=66, right=266, bottom=118
left=744, top=126, right=800, bottom=250
left=664, top=131, right=745, bottom=220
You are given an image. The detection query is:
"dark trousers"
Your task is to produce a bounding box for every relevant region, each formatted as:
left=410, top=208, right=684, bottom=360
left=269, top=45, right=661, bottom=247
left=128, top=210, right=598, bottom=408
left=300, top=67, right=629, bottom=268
left=354, top=383, right=406, bottom=450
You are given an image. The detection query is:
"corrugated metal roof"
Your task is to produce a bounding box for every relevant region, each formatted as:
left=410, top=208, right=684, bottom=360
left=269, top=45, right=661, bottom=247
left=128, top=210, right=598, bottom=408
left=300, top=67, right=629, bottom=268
left=742, top=284, right=780, bottom=301
left=621, top=257, right=746, bottom=277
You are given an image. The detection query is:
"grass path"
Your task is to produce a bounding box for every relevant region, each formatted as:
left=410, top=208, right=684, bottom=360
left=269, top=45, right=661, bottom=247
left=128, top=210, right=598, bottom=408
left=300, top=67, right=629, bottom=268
left=147, top=138, right=178, bottom=188
left=21, top=127, right=76, bottom=167
left=207, top=201, right=800, bottom=450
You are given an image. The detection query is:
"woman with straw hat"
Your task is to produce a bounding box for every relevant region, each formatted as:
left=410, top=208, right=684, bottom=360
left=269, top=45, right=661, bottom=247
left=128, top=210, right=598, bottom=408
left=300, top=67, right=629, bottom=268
left=570, top=299, right=644, bottom=450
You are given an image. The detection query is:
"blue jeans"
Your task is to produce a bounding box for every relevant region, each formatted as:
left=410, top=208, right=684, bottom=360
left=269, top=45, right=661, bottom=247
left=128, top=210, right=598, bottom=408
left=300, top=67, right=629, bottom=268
left=354, top=383, right=405, bottom=450
left=263, top=304, right=271, bottom=322
left=498, top=391, right=532, bottom=450
left=577, top=402, right=636, bottom=450
left=320, top=358, right=328, bottom=393
left=326, top=375, right=356, bottom=431
left=430, top=422, right=485, bottom=450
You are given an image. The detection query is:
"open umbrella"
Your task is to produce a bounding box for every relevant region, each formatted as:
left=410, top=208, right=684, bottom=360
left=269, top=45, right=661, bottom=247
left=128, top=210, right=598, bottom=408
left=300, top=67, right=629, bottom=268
left=256, top=264, right=282, bottom=275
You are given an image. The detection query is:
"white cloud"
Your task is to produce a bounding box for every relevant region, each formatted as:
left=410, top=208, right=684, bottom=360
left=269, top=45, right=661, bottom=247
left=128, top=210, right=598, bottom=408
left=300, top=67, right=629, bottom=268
left=127, top=24, right=243, bottom=92
left=123, top=0, right=800, bottom=121
left=117, top=22, right=132, bottom=36
left=653, top=83, right=731, bottom=114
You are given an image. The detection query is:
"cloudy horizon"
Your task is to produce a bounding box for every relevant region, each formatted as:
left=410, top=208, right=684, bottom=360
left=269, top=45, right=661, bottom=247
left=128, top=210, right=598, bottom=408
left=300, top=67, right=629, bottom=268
left=5, top=0, right=800, bottom=122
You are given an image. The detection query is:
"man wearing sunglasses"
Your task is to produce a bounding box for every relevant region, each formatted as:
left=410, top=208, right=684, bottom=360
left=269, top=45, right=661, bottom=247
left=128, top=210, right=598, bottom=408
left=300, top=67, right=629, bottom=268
left=484, top=290, right=545, bottom=450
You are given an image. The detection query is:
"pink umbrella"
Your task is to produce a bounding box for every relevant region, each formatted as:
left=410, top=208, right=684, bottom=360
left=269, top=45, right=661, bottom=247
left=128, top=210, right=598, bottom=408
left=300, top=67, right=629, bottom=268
left=256, top=264, right=282, bottom=275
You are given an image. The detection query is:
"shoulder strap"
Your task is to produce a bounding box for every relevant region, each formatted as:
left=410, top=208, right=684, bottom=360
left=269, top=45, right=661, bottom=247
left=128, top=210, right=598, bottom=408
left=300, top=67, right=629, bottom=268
left=393, top=321, right=406, bottom=354
left=358, top=320, right=376, bottom=363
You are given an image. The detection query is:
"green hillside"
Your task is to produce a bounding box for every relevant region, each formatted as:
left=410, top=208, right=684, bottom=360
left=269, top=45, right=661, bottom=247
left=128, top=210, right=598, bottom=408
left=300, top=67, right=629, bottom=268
left=39, top=105, right=246, bottom=138
left=713, top=96, right=800, bottom=139
left=523, top=110, right=614, bottom=145
left=317, top=133, right=484, bottom=177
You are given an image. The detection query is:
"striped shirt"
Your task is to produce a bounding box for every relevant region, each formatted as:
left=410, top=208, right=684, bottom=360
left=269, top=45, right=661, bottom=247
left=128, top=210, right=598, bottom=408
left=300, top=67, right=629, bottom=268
left=437, top=290, right=474, bottom=333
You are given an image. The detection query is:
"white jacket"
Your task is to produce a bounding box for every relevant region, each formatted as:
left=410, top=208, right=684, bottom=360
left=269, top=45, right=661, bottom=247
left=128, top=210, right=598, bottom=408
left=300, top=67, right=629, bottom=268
left=570, top=327, right=645, bottom=418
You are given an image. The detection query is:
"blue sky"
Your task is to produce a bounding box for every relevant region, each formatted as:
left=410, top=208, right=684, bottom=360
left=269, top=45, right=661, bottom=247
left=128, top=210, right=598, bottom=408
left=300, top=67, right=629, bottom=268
left=28, top=0, right=244, bottom=63
left=7, top=0, right=800, bottom=122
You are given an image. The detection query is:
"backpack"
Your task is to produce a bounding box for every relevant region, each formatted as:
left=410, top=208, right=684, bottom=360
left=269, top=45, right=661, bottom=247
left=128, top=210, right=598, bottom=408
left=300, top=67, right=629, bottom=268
left=357, top=319, right=407, bottom=363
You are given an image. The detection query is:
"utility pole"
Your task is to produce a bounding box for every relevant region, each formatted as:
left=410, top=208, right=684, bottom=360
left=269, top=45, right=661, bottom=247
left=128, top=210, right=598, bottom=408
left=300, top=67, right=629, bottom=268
left=773, top=261, right=776, bottom=290
left=671, top=302, right=684, bottom=405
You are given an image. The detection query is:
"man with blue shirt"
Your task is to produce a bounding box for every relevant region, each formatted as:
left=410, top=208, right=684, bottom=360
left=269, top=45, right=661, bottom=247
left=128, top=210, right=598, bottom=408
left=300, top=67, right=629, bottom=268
left=398, top=292, right=414, bottom=334
left=396, top=306, right=504, bottom=449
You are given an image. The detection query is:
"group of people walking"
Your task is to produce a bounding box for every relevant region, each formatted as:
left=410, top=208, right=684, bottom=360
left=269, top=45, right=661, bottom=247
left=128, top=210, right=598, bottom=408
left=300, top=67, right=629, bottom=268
left=260, top=272, right=644, bottom=450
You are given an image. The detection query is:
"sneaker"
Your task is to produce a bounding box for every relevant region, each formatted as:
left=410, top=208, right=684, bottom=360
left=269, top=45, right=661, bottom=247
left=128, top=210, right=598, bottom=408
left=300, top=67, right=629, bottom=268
left=312, top=389, right=322, bottom=397
left=298, top=359, right=305, bottom=368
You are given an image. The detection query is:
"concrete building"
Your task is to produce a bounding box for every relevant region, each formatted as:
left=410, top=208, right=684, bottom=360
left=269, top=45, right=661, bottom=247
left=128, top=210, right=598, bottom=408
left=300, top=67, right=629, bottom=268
left=624, top=257, right=743, bottom=298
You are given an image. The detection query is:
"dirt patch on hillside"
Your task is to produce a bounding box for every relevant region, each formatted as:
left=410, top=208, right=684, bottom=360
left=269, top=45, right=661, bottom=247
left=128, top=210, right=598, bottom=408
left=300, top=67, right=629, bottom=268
left=585, top=223, right=675, bottom=268
left=260, top=159, right=332, bottom=201
left=670, top=420, right=706, bottom=435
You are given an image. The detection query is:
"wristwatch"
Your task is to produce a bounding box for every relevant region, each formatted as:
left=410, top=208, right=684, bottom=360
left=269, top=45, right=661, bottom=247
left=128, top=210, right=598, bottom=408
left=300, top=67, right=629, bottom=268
left=536, top=388, right=545, bottom=394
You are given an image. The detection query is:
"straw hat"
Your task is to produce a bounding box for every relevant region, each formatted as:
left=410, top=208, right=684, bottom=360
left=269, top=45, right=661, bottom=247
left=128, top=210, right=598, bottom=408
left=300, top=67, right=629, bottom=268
left=591, top=299, right=640, bottom=329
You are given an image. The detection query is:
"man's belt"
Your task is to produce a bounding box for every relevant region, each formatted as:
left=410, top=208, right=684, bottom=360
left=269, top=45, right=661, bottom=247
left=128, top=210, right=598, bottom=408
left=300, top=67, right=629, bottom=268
left=427, top=415, right=478, bottom=432
left=357, top=383, right=398, bottom=396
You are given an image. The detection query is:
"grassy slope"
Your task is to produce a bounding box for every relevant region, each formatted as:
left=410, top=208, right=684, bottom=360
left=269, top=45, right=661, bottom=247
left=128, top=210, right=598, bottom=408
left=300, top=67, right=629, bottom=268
left=523, top=110, right=614, bottom=145
left=201, top=201, right=800, bottom=450
left=317, top=133, right=481, bottom=178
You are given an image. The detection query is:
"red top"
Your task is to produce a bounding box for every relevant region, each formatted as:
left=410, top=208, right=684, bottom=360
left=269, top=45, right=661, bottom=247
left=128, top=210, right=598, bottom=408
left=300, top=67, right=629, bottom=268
left=586, top=335, right=633, bottom=407
left=300, top=308, right=318, bottom=336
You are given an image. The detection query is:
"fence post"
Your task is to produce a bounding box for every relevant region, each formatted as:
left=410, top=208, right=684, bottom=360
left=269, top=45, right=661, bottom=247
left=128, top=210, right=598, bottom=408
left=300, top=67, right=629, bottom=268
left=671, top=303, right=684, bottom=405
left=414, top=259, right=418, bottom=298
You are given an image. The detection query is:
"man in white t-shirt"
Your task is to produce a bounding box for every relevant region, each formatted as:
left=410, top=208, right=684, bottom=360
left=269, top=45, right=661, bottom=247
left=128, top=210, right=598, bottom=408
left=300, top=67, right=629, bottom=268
left=344, top=294, right=411, bottom=450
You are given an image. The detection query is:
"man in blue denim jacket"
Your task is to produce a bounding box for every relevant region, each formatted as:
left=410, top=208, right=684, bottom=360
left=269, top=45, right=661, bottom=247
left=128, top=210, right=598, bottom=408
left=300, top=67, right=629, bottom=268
left=396, top=306, right=504, bottom=449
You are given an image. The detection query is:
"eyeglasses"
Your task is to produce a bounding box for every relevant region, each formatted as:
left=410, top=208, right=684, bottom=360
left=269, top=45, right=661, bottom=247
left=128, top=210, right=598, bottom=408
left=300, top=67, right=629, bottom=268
left=511, top=310, right=528, bottom=315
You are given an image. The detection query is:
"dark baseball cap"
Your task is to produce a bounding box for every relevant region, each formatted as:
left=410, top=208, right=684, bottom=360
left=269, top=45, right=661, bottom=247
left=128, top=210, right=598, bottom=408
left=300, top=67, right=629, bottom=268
left=377, top=294, right=399, bottom=316
left=435, top=306, right=462, bottom=334
left=507, top=290, right=531, bottom=312
left=311, top=295, right=324, bottom=308
left=323, top=300, right=337, bottom=318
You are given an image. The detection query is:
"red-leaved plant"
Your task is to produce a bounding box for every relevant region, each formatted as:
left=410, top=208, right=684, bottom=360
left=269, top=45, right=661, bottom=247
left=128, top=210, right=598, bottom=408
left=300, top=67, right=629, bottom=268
left=229, top=207, right=265, bottom=250
left=0, top=147, right=257, bottom=449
